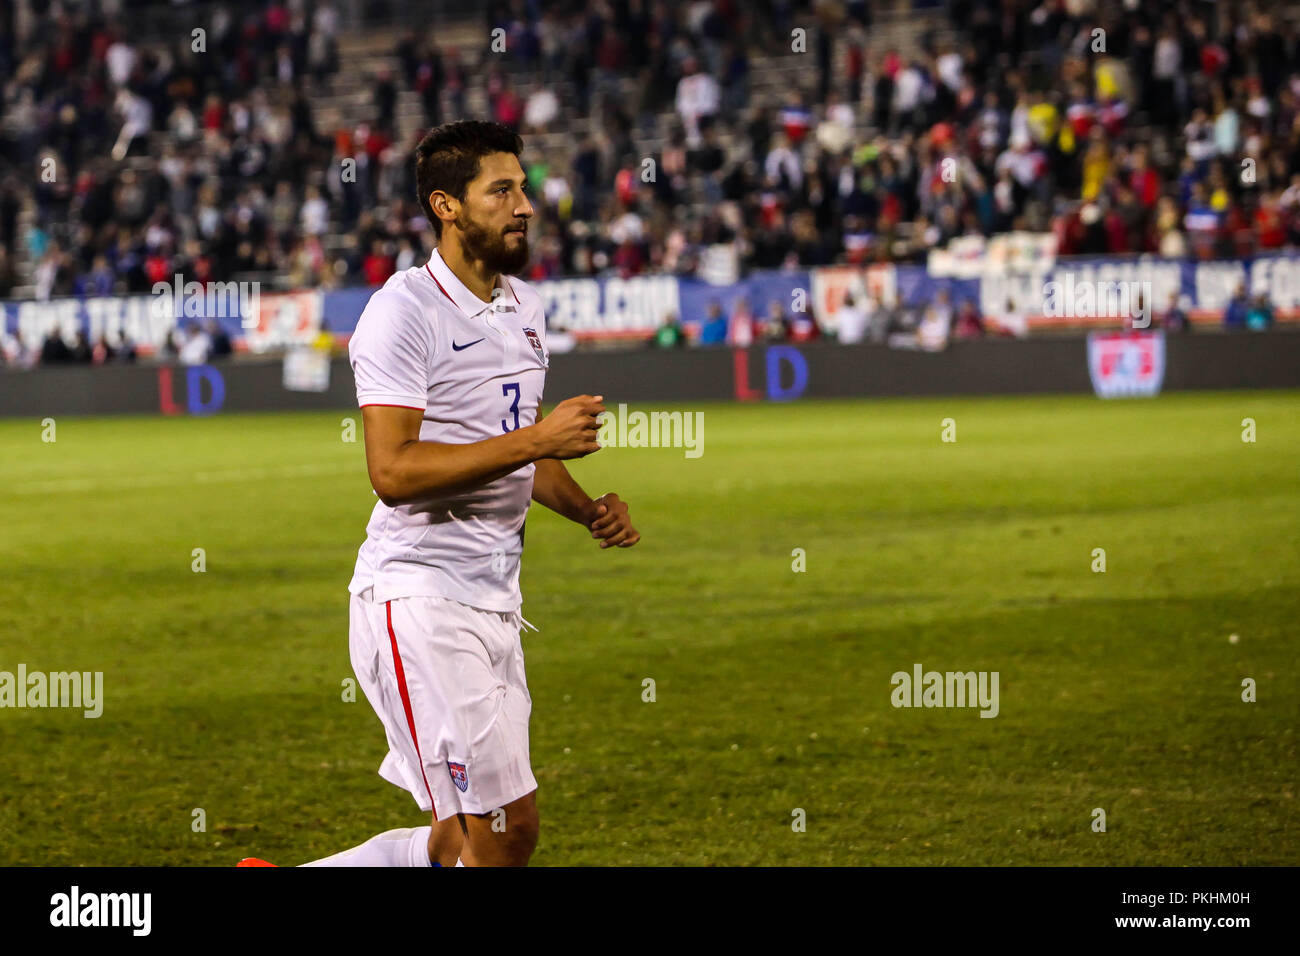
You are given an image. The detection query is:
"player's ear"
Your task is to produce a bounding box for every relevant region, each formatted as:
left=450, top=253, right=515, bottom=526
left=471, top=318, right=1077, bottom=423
left=430, top=190, right=458, bottom=229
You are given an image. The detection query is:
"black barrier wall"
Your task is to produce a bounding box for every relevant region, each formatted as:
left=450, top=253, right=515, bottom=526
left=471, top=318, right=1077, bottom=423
left=2, top=333, right=1300, bottom=418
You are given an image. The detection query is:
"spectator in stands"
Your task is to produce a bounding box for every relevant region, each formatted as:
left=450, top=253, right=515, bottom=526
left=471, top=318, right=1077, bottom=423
left=953, top=298, right=985, bottom=339
left=116, top=334, right=139, bottom=364
left=362, top=240, right=395, bottom=286
left=570, top=137, right=602, bottom=222
left=205, top=319, right=233, bottom=360
left=763, top=132, right=802, bottom=193
left=40, top=331, right=71, bottom=365
left=698, top=302, right=728, bottom=346
left=917, top=289, right=954, bottom=351
left=523, top=87, right=559, bottom=133
left=1184, top=182, right=1222, bottom=259
left=1245, top=294, right=1275, bottom=332
left=69, top=330, right=93, bottom=363
left=778, top=90, right=813, bottom=147
left=835, top=291, right=870, bottom=345
left=996, top=293, right=1027, bottom=338
left=761, top=300, right=790, bottom=342
left=1155, top=197, right=1189, bottom=257
left=73, top=255, right=116, bottom=298
left=1255, top=192, right=1287, bottom=250
left=309, top=2, right=341, bottom=89
left=300, top=187, right=330, bottom=238
left=161, top=329, right=181, bottom=362
left=374, top=68, right=397, bottom=131
left=91, top=336, right=114, bottom=365
left=110, top=88, right=152, bottom=162
left=788, top=306, right=820, bottom=343
left=675, top=56, right=720, bottom=144
left=725, top=298, right=757, bottom=347
left=1, top=332, right=33, bottom=369
left=892, top=58, right=931, bottom=135
left=490, top=76, right=525, bottom=131
left=653, top=313, right=686, bottom=349
left=1223, top=284, right=1250, bottom=330
left=721, top=39, right=750, bottom=114
left=179, top=322, right=212, bottom=365
left=1161, top=293, right=1190, bottom=334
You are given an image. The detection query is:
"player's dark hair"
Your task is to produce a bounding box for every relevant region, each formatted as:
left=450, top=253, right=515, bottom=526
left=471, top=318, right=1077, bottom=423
left=414, top=120, right=524, bottom=237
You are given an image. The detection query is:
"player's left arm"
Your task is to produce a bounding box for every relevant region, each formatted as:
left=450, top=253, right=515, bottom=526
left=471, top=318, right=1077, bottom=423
left=531, top=409, right=640, bottom=548
left=532, top=457, right=639, bottom=548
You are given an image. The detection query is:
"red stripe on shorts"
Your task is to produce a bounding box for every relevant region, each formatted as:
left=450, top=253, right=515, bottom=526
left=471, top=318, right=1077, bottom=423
left=386, top=600, right=438, bottom=819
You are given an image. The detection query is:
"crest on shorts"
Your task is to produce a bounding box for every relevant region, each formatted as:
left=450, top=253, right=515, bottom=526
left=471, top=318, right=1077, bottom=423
left=522, top=327, right=545, bottom=364
left=448, top=761, right=468, bottom=792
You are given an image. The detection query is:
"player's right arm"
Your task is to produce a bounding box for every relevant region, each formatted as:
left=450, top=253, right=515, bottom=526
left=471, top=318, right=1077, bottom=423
left=361, top=395, right=604, bottom=506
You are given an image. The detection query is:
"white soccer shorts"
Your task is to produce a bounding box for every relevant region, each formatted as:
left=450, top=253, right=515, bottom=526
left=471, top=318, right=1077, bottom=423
left=349, top=587, right=538, bottom=818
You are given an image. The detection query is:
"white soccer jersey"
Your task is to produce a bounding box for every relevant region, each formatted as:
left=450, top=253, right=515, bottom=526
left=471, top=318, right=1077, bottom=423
left=347, top=249, right=550, bottom=612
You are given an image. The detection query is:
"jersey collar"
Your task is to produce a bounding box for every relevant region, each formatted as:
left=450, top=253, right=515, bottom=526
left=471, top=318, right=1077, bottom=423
left=425, top=248, right=518, bottom=319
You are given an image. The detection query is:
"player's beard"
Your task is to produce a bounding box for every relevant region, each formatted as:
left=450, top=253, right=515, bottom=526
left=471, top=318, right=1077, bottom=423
left=456, top=209, right=530, bottom=275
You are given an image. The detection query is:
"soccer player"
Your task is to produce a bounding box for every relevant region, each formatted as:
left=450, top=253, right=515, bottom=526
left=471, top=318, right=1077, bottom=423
left=241, top=120, right=639, bottom=868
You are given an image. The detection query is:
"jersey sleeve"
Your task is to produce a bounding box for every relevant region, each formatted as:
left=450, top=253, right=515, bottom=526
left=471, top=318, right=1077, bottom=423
left=349, top=292, right=430, bottom=411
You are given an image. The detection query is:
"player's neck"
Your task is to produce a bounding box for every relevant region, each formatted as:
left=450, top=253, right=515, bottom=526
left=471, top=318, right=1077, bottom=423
left=438, top=240, right=500, bottom=305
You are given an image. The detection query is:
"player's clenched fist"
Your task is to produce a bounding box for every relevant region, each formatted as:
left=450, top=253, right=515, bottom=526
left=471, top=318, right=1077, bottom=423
left=534, top=394, right=606, bottom=459
left=585, top=492, right=640, bottom=549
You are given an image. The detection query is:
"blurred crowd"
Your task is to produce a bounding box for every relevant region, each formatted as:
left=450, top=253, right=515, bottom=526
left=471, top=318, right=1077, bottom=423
left=20, top=317, right=233, bottom=368
left=645, top=280, right=1275, bottom=354
left=647, top=286, right=989, bottom=349
left=1, top=0, right=1299, bottom=356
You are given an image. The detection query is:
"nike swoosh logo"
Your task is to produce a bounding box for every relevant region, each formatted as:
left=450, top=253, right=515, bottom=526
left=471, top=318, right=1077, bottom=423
left=452, top=338, right=485, bottom=351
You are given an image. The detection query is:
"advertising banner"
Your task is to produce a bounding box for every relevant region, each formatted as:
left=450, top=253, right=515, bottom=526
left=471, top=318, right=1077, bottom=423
left=6, top=255, right=1300, bottom=356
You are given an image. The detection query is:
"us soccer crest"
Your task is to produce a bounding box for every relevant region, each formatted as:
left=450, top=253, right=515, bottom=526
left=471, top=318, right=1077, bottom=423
left=522, top=327, right=545, bottom=364
left=448, top=761, right=468, bottom=793
left=1087, top=330, right=1165, bottom=398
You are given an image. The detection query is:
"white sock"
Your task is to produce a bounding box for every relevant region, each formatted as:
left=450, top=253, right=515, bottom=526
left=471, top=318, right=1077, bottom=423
left=300, top=826, right=432, bottom=867
left=455, top=857, right=465, bottom=867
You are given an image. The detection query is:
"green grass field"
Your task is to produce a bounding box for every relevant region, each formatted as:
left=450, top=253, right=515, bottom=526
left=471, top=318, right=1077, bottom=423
left=1, top=390, right=1297, bottom=866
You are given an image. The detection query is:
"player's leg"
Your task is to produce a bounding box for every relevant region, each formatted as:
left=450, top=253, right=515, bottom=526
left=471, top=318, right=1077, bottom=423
left=299, top=589, right=446, bottom=867
left=452, top=604, right=539, bottom=866
left=420, top=599, right=540, bottom=865
left=300, top=814, right=461, bottom=868
left=428, top=811, right=463, bottom=866
left=300, top=825, right=436, bottom=867
left=456, top=790, right=539, bottom=866
left=305, top=594, right=538, bottom=866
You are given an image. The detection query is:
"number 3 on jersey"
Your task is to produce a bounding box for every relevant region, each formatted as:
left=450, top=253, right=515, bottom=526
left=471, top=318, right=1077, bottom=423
left=501, top=382, right=521, bottom=432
